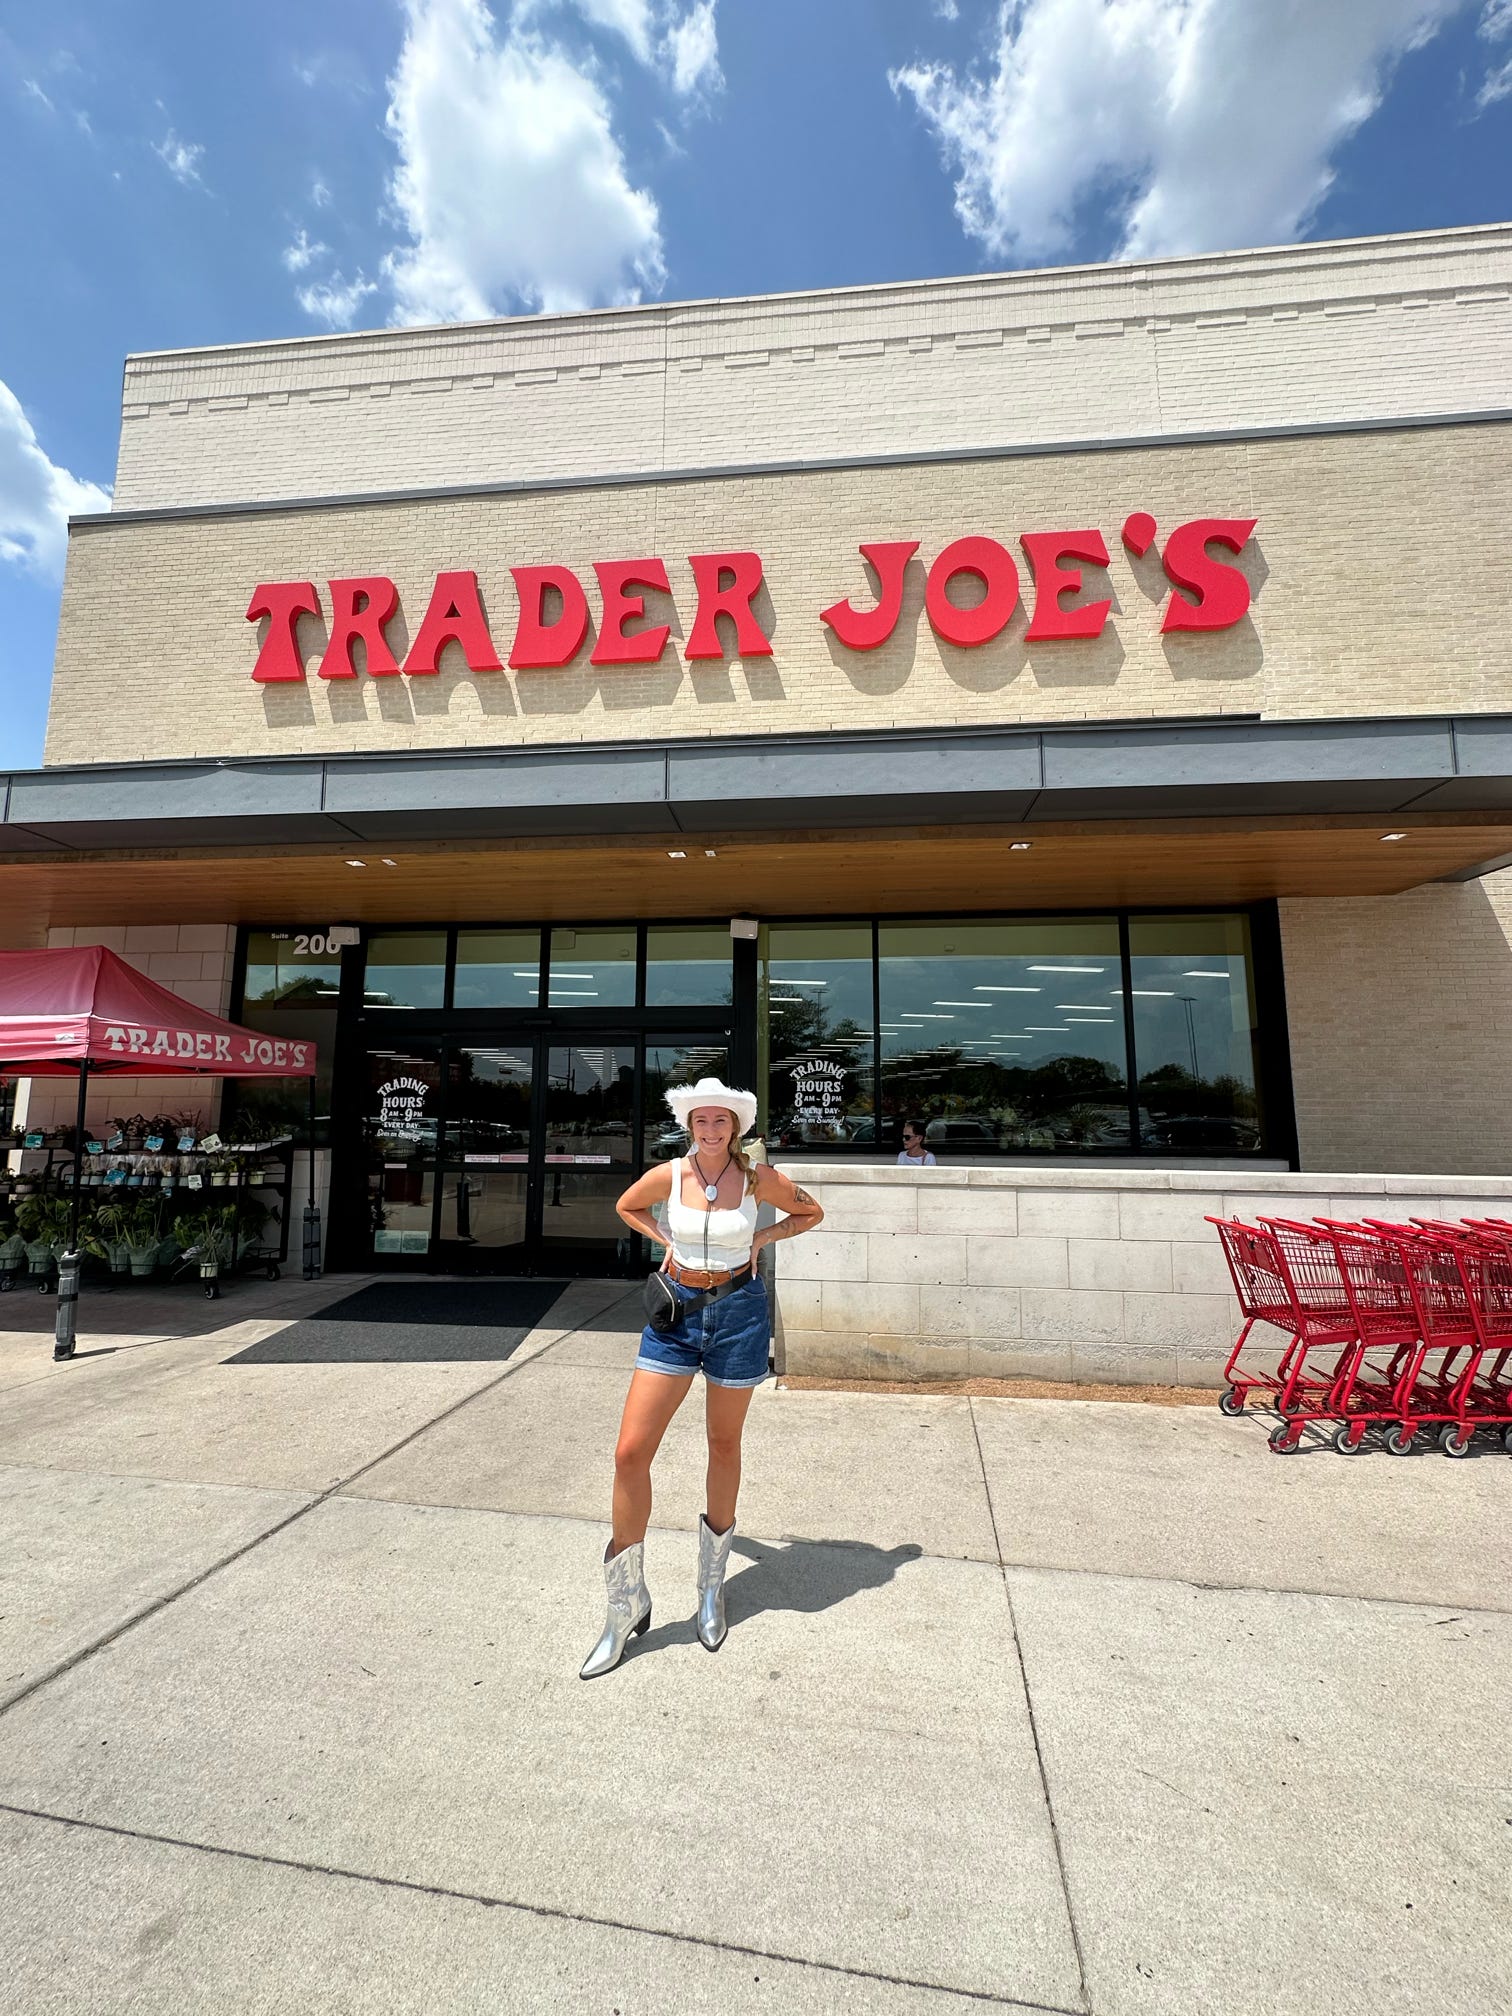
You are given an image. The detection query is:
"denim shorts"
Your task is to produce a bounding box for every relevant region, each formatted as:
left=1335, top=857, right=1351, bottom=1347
left=635, top=1273, right=771, bottom=1389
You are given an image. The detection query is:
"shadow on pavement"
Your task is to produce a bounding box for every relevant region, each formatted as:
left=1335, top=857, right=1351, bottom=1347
left=621, top=1533, right=927, bottom=1660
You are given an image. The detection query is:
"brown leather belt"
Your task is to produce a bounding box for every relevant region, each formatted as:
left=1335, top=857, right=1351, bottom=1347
left=663, top=1255, right=753, bottom=1291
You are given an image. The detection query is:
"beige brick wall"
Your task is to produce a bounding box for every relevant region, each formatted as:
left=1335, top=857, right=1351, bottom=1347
left=1282, top=870, right=1512, bottom=1175
left=45, top=419, right=1512, bottom=766
left=14, top=925, right=234, bottom=1137
left=770, top=1162, right=1512, bottom=1385
left=110, top=226, right=1512, bottom=511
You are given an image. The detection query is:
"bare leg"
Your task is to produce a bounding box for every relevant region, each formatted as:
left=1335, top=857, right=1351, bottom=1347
left=704, top=1381, right=757, bottom=1531
left=612, top=1367, right=694, bottom=1552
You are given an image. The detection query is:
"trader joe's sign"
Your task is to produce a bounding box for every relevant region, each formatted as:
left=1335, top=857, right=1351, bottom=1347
left=247, top=514, right=1257, bottom=681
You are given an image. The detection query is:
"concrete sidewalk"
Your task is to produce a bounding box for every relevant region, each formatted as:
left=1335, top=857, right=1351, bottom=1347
left=0, top=1275, right=1507, bottom=2015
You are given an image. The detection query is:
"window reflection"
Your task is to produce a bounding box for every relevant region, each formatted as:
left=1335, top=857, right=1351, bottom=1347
left=548, top=927, right=636, bottom=1008
left=643, top=1037, right=732, bottom=1163
left=454, top=930, right=541, bottom=1008
left=762, top=924, right=875, bottom=1147
left=878, top=919, right=1128, bottom=1152
left=1129, top=916, right=1262, bottom=1152
left=365, top=932, right=447, bottom=1009
left=645, top=925, right=732, bottom=1008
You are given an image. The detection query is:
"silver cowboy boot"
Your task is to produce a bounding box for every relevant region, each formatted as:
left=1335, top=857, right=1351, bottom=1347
left=579, top=1537, right=652, bottom=1679
left=696, top=1514, right=737, bottom=1651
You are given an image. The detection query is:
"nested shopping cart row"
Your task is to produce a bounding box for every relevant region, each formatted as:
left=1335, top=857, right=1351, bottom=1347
left=1207, top=1212, right=1512, bottom=1455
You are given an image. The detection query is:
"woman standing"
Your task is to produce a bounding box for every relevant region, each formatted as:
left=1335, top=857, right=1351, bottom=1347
left=581, top=1077, right=823, bottom=1678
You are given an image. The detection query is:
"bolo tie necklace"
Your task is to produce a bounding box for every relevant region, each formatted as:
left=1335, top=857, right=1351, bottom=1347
left=690, top=1150, right=729, bottom=1202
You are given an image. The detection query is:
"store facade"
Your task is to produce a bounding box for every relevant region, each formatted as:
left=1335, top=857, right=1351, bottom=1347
left=5, top=223, right=1512, bottom=1327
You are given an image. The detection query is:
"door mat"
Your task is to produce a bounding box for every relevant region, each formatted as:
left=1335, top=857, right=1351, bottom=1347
left=226, top=1280, right=569, bottom=1364
left=776, top=1373, right=1217, bottom=1407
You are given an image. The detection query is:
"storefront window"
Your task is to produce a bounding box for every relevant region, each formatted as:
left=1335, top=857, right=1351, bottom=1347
left=1128, top=915, right=1262, bottom=1153
left=878, top=918, right=1128, bottom=1152
left=243, top=929, right=343, bottom=1006
left=454, top=930, right=543, bottom=1008
left=230, top=931, right=340, bottom=1145
left=644, top=925, right=732, bottom=1007
left=547, top=927, right=636, bottom=1008
left=364, top=931, right=447, bottom=1009
left=762, top=923, right=875, bottom=1148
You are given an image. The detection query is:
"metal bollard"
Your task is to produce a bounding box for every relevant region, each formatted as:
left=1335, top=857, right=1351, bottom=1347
left=302, top=1202, right=323, bottom=1281
left=53, top=1245, right=80, bottom=1360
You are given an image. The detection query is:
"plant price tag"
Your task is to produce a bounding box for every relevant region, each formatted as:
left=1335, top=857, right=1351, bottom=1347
left=86, top=1140, right=105, bottom=1155
left=177, top=1135, right=196, bottom=1152
left=199, top=1134, right=223, bottom=1152
left=23, top=1132, right=43, bottom=1149
left=145, top=1135, right=165, bottom=1151
left=185, top=1174, right=203, bottom=1190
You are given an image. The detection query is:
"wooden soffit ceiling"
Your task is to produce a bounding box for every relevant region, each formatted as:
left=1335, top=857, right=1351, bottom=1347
left=1, top=814, right=1509, bottom=940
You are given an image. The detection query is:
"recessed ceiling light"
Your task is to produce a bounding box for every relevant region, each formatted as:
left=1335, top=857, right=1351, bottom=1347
left=1029, top=965, right=1104, bottom=973
left=667, top=849, right=687, bottom=859
left=704, top=849, right=717, bottom=857
left=1380, top=831, right=1408, bottom=842
left=1182, top=970, right=1230, bottom=978
left=345, top=859, right=366, bottom=868
left=1010, top=841, right=1033, bottom=851
left=380, top=858, right=398, bottom=867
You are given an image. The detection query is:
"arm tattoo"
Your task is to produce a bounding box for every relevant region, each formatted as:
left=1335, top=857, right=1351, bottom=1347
left=792, top=1187, right=816, bottom=1207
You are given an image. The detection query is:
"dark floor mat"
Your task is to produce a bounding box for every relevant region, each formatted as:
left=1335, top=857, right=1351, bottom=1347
left=226, top=1279, right=569, bottom=1364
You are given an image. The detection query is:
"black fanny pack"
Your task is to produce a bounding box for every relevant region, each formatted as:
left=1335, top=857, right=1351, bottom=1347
left=643, top=1264, right=753, bottom=1332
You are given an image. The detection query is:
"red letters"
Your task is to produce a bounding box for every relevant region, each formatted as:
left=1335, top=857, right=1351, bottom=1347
left=508, top=566, right=589, bottom=669
left=685, top=552, right=774, bottom=661
left=1021, top=530, right=1112, bottom=641
left=1160, top=517, right=1258, bottom=633
left=590, top=559, right=671, bottom=666
left=320, top=577, right=400, bottom=679
left=402, top=570, right=502, bottom=676
left=925, top=537, right=1020, bottom=648
left=819, top=541, right=919, bottom=651
left=246, top=581, right=319, bottom=683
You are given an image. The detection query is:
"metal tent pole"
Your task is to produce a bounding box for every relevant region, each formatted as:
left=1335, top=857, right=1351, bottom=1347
left=302, top=1071, right=322, bottom=1280
left=53, top=1060, right=89, bottom=1361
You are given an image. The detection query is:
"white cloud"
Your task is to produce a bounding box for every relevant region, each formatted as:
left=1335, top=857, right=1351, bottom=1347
left=282, top=227, right=331, bottom=273
left=1480, top=0, right=1512, bottom=104
left=0, top=380, right=110, bottom=578
left=933, top=0, right=961, bottom=18
left=296, top=273, right=380, bottom=328
left=153, top=129, right=205, bottom=187
left=664, top=0, right=721, bottom=94
left=23, top=78, right=54, bottom=112
left=381, top=0, right=665, bottom=322
left=892, top=0, right=1468, bottom=264
left=311, top=175, right=333, bottom=208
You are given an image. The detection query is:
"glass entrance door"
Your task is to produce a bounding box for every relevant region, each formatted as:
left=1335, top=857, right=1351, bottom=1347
left=351, top=1026, right=730, bottom=1275
left=537, top=1038, right=637, bottom=1273
left=435, top=1041, right=534, bottom=1269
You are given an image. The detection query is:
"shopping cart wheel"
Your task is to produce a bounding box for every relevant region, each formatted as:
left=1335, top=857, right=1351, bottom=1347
left=1438, top=1424, right=1474, bottom=1458
left=266, top=1263, right=281, bottom=1281
left=1276, top=1394, right=1302, bottom=1418
left=1218, top=1387, right=1245, bottom=1417
left=1267, top=1422, right=1300, bottom=1454
left=1331, top=1422, right=1367, bottom=1454
left=204, top=1283, right=220, bottom=1302
left=1383, top=1424, right=1416, bottom=1456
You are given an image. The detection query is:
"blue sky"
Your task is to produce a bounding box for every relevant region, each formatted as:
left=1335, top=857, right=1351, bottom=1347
left=1, top=0, right=1509, bottom=770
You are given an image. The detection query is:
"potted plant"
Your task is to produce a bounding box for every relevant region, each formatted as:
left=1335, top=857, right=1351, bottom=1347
left=125, top=1198, right=164, bottom=1278
left=93, top=1200, right=133, bottom=1278
left=0, top=1215, right=25, bottom=1286
left=17, top=1196, right=68, bottom=1278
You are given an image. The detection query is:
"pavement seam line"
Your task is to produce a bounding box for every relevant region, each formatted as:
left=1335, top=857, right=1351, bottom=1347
left=0, top=1801, right=1083, bottom=2016
left=968, top=1397, right=1094, bottom=2016
left=0, top=1286, right=640, bottom=1724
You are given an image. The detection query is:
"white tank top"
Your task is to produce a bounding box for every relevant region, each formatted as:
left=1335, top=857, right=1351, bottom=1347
left=663, top=1155, right=759, bottom=1271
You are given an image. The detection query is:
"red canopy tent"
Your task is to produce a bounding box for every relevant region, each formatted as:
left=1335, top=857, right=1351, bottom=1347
left=0, top=947, right=317, bottom=1359
left=0, top=946, right=316, bottom=1078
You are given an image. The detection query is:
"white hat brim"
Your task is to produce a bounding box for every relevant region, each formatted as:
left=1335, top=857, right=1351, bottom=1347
left=664, top=1077, right=759, bottom=1136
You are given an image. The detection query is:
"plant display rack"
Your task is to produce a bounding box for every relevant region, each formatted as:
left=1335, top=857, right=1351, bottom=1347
left=0, top=1119, right=294, bottom=1300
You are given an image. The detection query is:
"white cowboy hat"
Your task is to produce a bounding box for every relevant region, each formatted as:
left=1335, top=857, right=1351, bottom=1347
left=664, top=1076, right=759, bottom=1137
